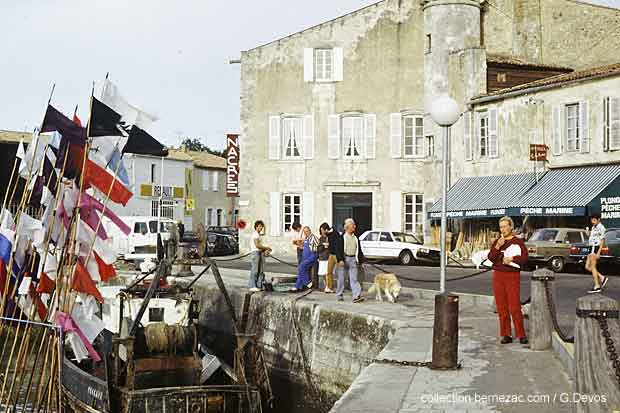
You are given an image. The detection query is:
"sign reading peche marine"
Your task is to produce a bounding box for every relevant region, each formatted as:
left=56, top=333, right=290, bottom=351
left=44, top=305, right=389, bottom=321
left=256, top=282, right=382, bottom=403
left=226, top=134, right=240, bottom=197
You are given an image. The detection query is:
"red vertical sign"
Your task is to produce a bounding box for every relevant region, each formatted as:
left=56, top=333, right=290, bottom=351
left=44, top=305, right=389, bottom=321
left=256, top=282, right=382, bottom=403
left=226, top=134, right=240, bottom=197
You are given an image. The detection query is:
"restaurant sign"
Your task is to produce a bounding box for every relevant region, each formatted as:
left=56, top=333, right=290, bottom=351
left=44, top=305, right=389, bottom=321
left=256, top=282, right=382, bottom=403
left=507, top=206, right=586, bottom=216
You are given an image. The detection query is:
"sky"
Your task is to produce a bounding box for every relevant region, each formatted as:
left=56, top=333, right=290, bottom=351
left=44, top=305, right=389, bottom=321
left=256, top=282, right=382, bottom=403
left=1, top=0, right=619, bottom=151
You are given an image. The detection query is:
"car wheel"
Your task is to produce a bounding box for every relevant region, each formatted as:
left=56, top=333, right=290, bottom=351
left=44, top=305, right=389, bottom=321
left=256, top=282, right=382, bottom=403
left=399, top=250, right=414, bottom=266
left=549, top=256, right=564, bottom=273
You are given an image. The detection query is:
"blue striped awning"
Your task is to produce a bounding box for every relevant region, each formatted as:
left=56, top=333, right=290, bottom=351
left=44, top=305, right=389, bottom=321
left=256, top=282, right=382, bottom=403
left=512, top=164, right=620, bottom=215
left=429, top=172, right=540, bottom=218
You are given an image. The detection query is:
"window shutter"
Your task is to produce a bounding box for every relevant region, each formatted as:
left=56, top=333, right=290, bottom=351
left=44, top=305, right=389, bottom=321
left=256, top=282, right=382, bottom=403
left=390, top=191, right=402, bottom=232
left=464, top=112, right=472, bottom=160
left=488, top=108, right=498, bottom=158
left=333, top=47, right=344, bottom=82
left=222, top=213, right=227, bottom=226
left=302, top=114, right=314, bottom=159
left=213, top=171, right=219, bottom=192
left=328, top=115, right=341, bottom=159
left=552, top=106, right=562, bottom=155
left=579, top=101, right=589, bottom=153
left=390, top=113, right=402, bottom=158
left=268, top=116, right=281, bottom=160
left=302, top=192, right=314, bottom=229
left=303, top=48, right=314, bottom=82
left=364, top=114, right=376, bottom=159
left=610, top=97, right=620, bottom=150
left=269, top=192, right=281, bottom=236
left=203, top=170, right=210, bottom=191
left=211, top=209, right=217, bottom=227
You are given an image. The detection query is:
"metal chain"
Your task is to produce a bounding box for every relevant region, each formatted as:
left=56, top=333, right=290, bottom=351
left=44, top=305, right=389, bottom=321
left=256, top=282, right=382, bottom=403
left=373, top=358, right=432, bottom=368
left=594, top=315, right=620, bottom=388
left=367, top=262, right=491, bottom=283
left=543, top=280, right=575, bottom=343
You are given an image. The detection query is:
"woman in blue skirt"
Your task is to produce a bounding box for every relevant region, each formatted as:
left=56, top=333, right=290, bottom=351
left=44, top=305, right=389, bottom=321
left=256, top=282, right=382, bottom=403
left=293, top=226, right=319, bottom=291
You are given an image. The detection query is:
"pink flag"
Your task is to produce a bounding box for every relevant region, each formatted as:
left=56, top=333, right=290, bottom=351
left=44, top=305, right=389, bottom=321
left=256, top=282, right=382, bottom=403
left=56, top=311, right=101, bottom=362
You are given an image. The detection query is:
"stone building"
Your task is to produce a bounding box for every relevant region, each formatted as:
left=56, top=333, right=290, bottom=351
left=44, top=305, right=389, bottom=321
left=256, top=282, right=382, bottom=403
left=237, top=0, right=620, bottom=254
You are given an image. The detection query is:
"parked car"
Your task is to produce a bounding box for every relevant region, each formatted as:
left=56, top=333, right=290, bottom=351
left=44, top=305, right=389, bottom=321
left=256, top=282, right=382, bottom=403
left=206, top=233, right=239, bottom=257
left=359, top=230, right=440, bottom=265
left=207, top=226, right=239, bottom=241
left=570, top=228, right=620, bottom=273
left=525, top=228, right=588, bottom=272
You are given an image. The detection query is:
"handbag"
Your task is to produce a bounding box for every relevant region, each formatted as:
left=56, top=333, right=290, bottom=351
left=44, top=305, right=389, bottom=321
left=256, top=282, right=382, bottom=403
left=318, top=260, right=328, bottom=276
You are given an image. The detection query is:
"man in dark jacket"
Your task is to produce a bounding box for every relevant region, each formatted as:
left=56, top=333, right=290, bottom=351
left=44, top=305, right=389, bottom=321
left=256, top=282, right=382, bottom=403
left=335, top=218, right=365, bottom=303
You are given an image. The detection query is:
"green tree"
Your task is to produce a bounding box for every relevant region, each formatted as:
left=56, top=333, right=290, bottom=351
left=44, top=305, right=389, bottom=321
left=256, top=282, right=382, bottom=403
left=181, top=137, right=225, bottom=157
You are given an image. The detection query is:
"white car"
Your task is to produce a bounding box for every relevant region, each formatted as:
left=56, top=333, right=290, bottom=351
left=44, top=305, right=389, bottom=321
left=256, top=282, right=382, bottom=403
left=359, top=230, right=441, bottom=265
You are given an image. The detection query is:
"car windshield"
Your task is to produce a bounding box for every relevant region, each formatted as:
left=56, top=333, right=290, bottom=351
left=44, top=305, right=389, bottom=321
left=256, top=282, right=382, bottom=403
left=392, top=232, right=421, bottom=244
left=529, top=229, right=558, bottom=242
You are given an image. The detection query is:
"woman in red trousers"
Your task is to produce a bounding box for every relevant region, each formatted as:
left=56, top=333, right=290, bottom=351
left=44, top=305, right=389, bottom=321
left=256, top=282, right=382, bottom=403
left=488, top=216, right=529, bottom=345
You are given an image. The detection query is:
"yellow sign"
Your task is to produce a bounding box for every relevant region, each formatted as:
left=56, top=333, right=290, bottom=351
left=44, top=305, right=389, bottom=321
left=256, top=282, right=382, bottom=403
left=185, top=198, right=195, bottom=211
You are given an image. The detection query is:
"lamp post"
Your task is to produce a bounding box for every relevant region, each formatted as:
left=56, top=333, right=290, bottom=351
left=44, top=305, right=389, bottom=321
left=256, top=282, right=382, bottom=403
left=429, top=95, right=460, bottom=370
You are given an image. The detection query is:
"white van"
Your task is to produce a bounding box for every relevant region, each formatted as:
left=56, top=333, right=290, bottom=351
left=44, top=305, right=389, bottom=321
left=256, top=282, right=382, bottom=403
left=103, top=216, right=174, bottom=262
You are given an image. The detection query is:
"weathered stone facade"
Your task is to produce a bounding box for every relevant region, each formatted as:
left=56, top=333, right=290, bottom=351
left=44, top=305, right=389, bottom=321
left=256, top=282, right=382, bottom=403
left=238, top=0, right=620, bottom=253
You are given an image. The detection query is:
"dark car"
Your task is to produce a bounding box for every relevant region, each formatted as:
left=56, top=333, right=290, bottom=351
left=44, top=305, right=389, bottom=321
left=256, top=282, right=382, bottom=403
left=206, top=233, right=239, bottom=256
left=569, top=228, right=620, bottom=274
left=207, top=226, right=239, bottom=241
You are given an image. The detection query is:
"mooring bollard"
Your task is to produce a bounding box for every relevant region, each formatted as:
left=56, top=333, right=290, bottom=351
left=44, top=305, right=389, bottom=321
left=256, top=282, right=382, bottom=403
left=178, top=242, right=195, bottom=277
left=575, top=294, right=620, bottom=412
left=431, top=293, right=459, bottom=369
left=530, top=268, right=555, bottom=350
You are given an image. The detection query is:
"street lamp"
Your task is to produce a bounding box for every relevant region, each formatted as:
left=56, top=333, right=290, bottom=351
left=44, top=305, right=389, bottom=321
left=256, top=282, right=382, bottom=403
left=429, top=95, right=460, bottom=370
left=429, top=95, right=460, bottom=293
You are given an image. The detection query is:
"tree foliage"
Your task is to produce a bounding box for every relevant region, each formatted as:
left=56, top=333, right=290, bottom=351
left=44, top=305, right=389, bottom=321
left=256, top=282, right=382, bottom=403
left=181, top=137, right=225, bottom=157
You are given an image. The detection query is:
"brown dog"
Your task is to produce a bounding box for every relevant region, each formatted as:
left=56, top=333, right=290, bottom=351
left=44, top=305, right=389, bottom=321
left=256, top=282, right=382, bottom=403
left=367, top=273, right=402, bottom=303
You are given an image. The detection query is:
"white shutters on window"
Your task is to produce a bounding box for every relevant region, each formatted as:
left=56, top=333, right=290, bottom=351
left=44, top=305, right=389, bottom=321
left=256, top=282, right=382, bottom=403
left=211, top=209, right=217, bottom=227
left=328, top=115, right=341, bottom=159
left=205, top=208, right=210, bottom=226
left=333, top=47, right=344, bottom=82
left=552, top=106, right=562, bottom=155
left=302, top=114, right=314, bottom=159
left=302, top=192, right=313, bottom=229
left=463, top=112, right=472, bottom=161
left=579, top=101, right=589, bottom=153
left=390, top=113, right=402, bottom=158
left=269, top=116, right=281, bottom=160
left=212, top=171, right=219, bottom=192
left=390, top=191, right=402, bottom=232
left=364, top=114, right=376, bottom=159
left=203, top=170, right=210, bottom=191
left=269, top=192, right=281, bottom=236
left=488, top=108, right=498, bottom=158
left=607, top=97, right=620, bottom=151
left=303, top=48, right=314, bottom=82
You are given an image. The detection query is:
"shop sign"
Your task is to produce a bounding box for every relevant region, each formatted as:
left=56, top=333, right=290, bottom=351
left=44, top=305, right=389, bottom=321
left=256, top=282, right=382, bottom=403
left=529, top=144, right=548, bottom=161
left=509, top=206, right=586, bottom=216
left=226, top=134, right=240, bottom=197
left=428, top=208, right=507, bottom=219
left=601, top=196, right=620, bottom=220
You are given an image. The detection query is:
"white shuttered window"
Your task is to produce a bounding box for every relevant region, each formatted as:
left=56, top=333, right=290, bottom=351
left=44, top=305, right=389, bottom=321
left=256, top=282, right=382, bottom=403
left=282, top=193, right=302, bottom=233
left=404, top=194, right=424, bottom=236
left=403, top=115, right=424, bottom=157
left=303, top=48, right=343, bottom=82
left=202, top=170, right=210, bottom=191
left=604, top=97, right=620, bottom=151
left=478, top=111, right=489, bottom=158
left=488, top=108, right=499, bottom=158
left=342, top=116, right=364, bottom=159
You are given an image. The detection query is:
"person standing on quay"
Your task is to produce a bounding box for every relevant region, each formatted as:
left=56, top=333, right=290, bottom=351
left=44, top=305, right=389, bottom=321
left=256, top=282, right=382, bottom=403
left=336, top=218, right=365, bottom=303
left=318, top=223, right=337, bottom=293
left=248, top=220, right=272, bottom=292
left=291, top=222, right=305, bottom=265
left=487, top=216, right=528, bottom=345
left=586, top=214, right=609, bottom=294
left=293, top=226, right=319, bottom=291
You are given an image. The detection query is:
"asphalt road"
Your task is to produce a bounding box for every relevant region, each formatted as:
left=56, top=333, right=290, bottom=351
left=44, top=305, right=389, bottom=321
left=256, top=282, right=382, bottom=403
left=215, top=256, right=620, bottom=334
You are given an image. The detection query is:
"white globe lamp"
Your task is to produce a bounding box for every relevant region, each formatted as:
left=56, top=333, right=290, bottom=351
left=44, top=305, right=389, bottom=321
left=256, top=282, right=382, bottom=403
left=429, top=95, right=460, bottom=127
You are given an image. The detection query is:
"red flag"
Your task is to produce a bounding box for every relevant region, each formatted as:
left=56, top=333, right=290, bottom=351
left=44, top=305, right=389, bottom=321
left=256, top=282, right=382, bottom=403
left=28, top=282, right=48, bottom=320
left=73, top=113, right=82, bottom=127
left=83, top=159, right=132, bottom=206
left=36, top=272, right=56, bottom=295
left=94, top=252, right=116, bottom=282
left=0, top=258, right=7, bottom=294
left=72, top=259, right=103, bottom=303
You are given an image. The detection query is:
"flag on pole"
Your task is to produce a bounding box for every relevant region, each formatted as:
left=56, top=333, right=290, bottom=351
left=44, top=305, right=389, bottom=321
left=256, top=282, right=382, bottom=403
left=101, top=78, right=158, bottom=130
left=83, top=159, right=132, bottom=206
left=72, top=259, right=103, bottom=303
left=36, top=271, right=55, bottom=294
left=41, top=105, right=87, bottom=146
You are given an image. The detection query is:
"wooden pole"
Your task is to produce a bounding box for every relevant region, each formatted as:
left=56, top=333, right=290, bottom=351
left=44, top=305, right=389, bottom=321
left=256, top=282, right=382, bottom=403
left=574, top=294, right=620, bottom=412
left=529, top=268, right=555, bottom=350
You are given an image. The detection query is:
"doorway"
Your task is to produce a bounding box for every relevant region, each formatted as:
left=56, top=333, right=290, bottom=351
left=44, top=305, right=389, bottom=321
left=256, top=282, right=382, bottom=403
left=332, top=193, right=372, bottom=235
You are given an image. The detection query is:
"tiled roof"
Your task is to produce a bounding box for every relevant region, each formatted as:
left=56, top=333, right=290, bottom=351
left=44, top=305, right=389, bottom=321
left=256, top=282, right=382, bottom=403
left=165, top=149, right=196, bottom=162
left=486, top=54, right=573, bottom=72
left=186, top=150, right=226, bottom=169
left=474, top=62, right=620, bottom=101
left=0, top=130, right=31, bottom=144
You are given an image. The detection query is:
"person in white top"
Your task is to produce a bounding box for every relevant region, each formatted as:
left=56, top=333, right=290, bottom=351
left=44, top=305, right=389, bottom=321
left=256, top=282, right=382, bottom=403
left=248, top=220, right=272, bottom=292
left=291, top=222, right=305, bottom=264
left=586, top=214, right=608, bottom=294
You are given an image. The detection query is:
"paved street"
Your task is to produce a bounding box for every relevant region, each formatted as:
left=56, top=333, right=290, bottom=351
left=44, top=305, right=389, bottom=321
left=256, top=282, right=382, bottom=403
left=214, top=255, right=620, bottom=334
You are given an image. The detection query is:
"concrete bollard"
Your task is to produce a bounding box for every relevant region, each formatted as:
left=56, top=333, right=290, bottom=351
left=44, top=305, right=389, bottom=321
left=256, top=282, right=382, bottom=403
left=575, top=294, right=620, bottom=412
left=530, top=268, right=555, bottom=350
left=431, top=293, right=459, bottom=370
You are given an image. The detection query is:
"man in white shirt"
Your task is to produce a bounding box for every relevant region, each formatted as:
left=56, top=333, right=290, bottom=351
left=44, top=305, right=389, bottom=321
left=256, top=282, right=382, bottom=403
left=248, top=220, right=272, bottom=292
left=291, top=222, right=305, bottom=264
left=586, top=214, right=608, bottom=294
left=335, top=218, right=365, bottom=303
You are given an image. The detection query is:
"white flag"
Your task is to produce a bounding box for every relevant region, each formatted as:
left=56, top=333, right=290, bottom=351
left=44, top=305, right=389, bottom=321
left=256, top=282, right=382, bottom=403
left=101, top=79, right=158, bottom=130
left=1, top=209, right=15, bottom=231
